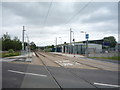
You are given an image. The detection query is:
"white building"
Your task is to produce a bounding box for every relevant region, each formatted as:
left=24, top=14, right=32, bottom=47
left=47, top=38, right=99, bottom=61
left=61, top=43, right=102, bottom=54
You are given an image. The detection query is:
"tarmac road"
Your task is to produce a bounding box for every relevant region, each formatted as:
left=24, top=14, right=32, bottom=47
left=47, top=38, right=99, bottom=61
left=2, top=52, right=120, bottom=89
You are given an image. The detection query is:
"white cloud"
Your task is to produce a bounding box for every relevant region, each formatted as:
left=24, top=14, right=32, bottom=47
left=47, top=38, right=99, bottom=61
left=2, top=2, right=118, bottom=46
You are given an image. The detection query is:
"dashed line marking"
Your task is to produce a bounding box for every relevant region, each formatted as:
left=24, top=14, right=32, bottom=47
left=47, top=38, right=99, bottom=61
left=8, top=70, right=47, bottom=77
left=94, top=82, right=120, bottom=88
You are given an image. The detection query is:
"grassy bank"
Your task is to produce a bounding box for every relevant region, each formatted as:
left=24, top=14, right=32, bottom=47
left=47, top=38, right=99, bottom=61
left=90, top=56, right=120, bottom=61
left=0, top=52, right=20, bottom=58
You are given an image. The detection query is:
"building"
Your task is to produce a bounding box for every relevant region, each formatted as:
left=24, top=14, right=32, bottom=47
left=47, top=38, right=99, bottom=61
left=56, top=43, right=102, bottom=55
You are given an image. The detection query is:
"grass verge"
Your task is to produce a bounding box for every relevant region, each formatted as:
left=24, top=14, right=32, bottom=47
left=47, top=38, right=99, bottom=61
left=0, top=52, right=20, bottom=58
left=90, top=56, right=120, bottom=61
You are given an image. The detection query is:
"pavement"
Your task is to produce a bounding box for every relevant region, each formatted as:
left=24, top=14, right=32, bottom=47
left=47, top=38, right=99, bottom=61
left=2, top=52, right=120, bottom=89
left=1, top=52, right=33, bottom=62
left=50, top=52, right=118, bottom=71
left=50, top=52, right=85, bottom=58
left=50, top=52, right=119, bottom=64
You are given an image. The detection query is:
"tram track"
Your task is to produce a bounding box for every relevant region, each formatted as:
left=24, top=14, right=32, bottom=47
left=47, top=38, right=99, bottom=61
left=36, top=52, right=100, bottom=89
left=42, top=52, right=103, bottom=70
left=34, top=52, right=62, bottom=90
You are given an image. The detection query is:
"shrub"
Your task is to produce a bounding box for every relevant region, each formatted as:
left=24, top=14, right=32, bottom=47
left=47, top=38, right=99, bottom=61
left=2, top=52, right=20, bottom=57
left=8, top=49, right=14, bottom=53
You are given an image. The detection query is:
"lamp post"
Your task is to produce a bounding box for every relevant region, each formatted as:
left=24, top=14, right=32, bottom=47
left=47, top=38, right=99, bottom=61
left=70, top=28, right=73, bottom=54
left=80, top=31, right=89, bottom=57
left=59, top=37, right=62, bottom=45
left=59, top=37, right=62, bottom=52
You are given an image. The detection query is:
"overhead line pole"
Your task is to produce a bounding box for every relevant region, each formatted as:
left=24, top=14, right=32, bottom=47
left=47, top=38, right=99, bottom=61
left=70, top=28, right=73, bottom=54
left=22, top=26, right=26, bottom=55
left=26, top=34, right=30, bottom=58
left=70, top=28, right=71, bottom=54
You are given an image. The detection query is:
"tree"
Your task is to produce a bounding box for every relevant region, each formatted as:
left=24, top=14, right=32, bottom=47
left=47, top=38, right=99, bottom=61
left=2, top=33, right=22, bottom=51
left=2, top=33, right=12, bottom=51
left=46, top=45, right=54, bottom=48
left=13, top=36, right=22, bottom=50
left=30, top=42, right=36, bottom=50
left=2, top=33, right=11, bottom=41
left=103, top=36, right=117, bottom=48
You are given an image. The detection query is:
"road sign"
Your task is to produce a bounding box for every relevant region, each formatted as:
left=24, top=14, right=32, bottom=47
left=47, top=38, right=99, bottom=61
left=86, top=34, right=89, bottom=39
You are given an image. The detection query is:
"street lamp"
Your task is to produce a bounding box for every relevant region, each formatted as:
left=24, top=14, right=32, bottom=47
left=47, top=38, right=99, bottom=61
left=80, top=31, right=89, bottom=57
left=80, top=31, right=86, bottom=46
left=80, top=31, right=86, bottom=38
left=59, top=37, right=62, bottom=53
left=59, top=37, right=62, bottom=45
left=70, top=28, right=73, bottom=54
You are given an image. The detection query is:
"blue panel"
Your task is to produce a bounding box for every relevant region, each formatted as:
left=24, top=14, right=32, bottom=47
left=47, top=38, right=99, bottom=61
left=86, top=34, right=89, bottom=39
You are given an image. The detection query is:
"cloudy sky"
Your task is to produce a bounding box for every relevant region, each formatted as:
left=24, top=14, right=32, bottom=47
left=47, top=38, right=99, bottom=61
left=1, top=0, right=118, bottom=46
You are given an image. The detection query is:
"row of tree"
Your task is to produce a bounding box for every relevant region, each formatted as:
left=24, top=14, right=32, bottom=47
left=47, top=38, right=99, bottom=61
left=0, top=33, right=37, bottom=51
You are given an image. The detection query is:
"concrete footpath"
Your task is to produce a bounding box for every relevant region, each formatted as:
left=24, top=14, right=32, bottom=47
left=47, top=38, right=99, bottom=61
left=1, top=52, right=33, bottom=62
left=50, top=52, right=85, bottom=58
left=50, top=52, right=119, bottom=64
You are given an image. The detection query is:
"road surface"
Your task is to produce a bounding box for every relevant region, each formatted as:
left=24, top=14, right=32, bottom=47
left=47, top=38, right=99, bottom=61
left=2, top=52, right=119, bottom=89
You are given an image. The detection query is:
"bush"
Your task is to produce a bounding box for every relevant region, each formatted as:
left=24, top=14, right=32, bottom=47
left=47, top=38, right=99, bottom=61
left=2, top=51, right=20, bottom=57
left=43, top=49, right=51, bottom=52
left=8, top=49, right=14, bottom=53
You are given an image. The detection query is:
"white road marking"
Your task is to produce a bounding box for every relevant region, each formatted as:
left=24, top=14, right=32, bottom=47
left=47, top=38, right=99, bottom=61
left=8, top=70, right=47, bottom=77
left=55, top=60, right=81, bottom=66
left=94, top=82, right=120, bottom=88
left=1, top=58, right=16, bottom=62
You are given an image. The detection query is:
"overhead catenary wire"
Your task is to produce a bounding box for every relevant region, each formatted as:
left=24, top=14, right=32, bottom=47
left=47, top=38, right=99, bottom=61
left=43, top=0, right=53, bottom=26
left=63, top=1, right=92, bottom=43
left=65, top=0, right=92, bottom=25
left=39, top=0, right=53, bottom=46
left=41, top=1, right=92, bottom=46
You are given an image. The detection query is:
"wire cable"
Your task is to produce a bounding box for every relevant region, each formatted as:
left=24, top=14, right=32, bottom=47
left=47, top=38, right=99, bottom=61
left=43, top=0, right=53, bottom=26
left=65, top=0, right=92, bottom=25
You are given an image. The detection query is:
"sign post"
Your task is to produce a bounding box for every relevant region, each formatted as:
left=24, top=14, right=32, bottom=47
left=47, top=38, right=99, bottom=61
left=86, top=34, right=89, bottom=57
